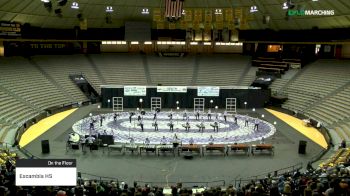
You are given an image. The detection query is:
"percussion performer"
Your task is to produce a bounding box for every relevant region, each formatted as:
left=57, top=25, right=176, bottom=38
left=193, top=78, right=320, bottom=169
left=145, top=137, right=150, bottom=146
left=140, top=118, right=144, bottom=132
left=254, top=118, right=259, bottom=131
left=198, top=120, right=205, bottom=132
left=86, top=135, right=96, bottom=151
left=173, top=134, right=180, bottom=147
left=153, top=109, right=157, bottom=120
left=185, top=121, right=190, bottom=132
left=138, top=114, right=142, bottom=122
left=169, top=119, right=174, bottom=131
left=209, top=135, right=214, bottom=145
left=160, top=136, right=167, bottom=145
left=207, top=109, right=212, bottom=120
left=195, top=110, right=200, bottom=120
left=212, top=121, right=219, bottom=132
left=223, top=110, right=227, bottom=122
left=183, top=109, right=188, bottom=120
left=99, top=115, right=103, bottom=126
left=153, top=119, right=158, bottom=131
left=189, top=137, right=194, bottom=145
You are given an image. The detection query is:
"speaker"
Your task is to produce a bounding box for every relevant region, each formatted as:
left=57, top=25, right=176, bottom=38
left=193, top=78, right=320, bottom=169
left=41, top=140, right=50, bottom=154
left=298, top=140, right=307, bottom=154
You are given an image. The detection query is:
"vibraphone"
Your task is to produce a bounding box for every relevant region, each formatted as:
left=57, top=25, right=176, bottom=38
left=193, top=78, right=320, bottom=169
left=139, top=145, right=157, bottom=155
left=203, top=144, right=226, bottom=156
left=251, top=144, right=274, bottom=155
left=124, top=144, right=138, bottom=154
left=107, top=144, right=124, bottom=155
left=157, top=145, right=175, bottom=156
left=179, top=144, right=202, bottom=156
left=227, top=144, right=250, bottom=155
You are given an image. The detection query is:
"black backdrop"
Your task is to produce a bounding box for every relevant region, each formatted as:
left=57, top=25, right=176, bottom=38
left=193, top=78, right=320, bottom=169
left=101, top=87, right=271, bottom=109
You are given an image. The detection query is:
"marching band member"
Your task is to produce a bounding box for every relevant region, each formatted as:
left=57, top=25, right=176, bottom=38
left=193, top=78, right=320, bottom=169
left=183, top=109, right=187, bottom=120
left=223, top=110, right=227, bottom=122
left=189, top=137, right=194, bottom=145
left=199, top=117, right=205, bottom=132
left=209, top=135, right=214, bottom=145
left=153, top=119, right=158, bottom=131
left=169, top=109, right=173, bottom=120
left=195, top=110, right=200, bottom=120
left=145, top=137, right=150, bottom=146
left=245, top=116, right=249, bottom=127
left=140, top=118, right=144, bottom=132
left=153, top=109, right=157, bottom=120
left=213, top=121, right=219, bottom=132
left=160, top=136, right=167, bottom=145
left=169, top=119, right=174, bottom=131
left=254, top=118, right=259, bottom=131
left=207, top=109, right=212, bottom=120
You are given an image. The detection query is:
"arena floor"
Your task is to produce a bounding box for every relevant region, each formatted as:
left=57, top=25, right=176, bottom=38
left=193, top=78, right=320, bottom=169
left=21, top=104, right=325, bottom=185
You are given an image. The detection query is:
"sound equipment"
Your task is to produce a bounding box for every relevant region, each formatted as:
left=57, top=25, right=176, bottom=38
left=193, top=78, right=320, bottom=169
left=98, top=135, right=114, bottom=145
left=41, top=140, right=50, bottom=154
left=71, top=143, right=79, bottom=150
left=298, top=140, right=307, bottom=154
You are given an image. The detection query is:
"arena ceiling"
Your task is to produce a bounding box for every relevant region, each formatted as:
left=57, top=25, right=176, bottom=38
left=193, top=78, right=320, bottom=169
left=0, top=0, right=349, bottom=30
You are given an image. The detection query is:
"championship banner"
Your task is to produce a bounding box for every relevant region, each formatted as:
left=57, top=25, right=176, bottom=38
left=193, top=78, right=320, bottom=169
left=224, top=8, right=233, bottom=21
left=153, top=8, right=162, bottom=21
left=179, top=20, right=187, bottom=29
left=184, top=9, right=193, bottom=22
left=157, top=21, right=165, bottom=29
left=215, top=13, right=223, bottom=22
left=168, top=23, right=176, bottom=29
left=193, top=21, right=201, bottom=30
left=193, top=9, right=203, bottom=22
left=204, top=22, right=212, bottom=31
left=204, top=10, right=213, bottom=22
left=216, top=21, right=224, bottom=30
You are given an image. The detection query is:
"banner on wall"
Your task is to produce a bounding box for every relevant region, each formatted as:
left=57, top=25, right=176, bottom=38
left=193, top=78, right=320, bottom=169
left=197, top=86, right=220, bottom=96
left=157, top=86, right=187, bottom=93
left=124, top=86, right=147, bottom=96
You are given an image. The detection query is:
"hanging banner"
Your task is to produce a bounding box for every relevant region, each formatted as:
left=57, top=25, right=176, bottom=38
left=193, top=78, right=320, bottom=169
left=124, top=86, right=147, bottom=96
left=193, top=9, right=203, bottom=22
left=153, top=8, right=162, bottom=21
left=184, top=9, right=193, bottom=22
left=157, top=86, right=187, bottom=93
left=225, top=8, right=233, bottom=21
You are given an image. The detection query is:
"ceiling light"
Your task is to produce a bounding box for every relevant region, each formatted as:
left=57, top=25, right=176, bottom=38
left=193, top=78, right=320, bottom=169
left=282, top=2, right=288, bottom=9
left=142, top=8, right=149, bottom=14
left=144, top=41, right=152, bottom=45
left=312, top=0, right=318, bottom=1
left=106, top=6, right=113, bottom=12
left=71, top=2, right=79, bottom=9
left=250, top=6, right=258, bottom=13
left=41, top=0, right=50, bottom=2
left=215, top=9, right=222, bottom=15
left=182, top=9, right=186, bottom=15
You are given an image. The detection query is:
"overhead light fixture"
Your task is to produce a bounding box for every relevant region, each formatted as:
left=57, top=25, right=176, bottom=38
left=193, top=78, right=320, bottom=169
left=215, top=9, right=222, bottom=15
left=312, top=0, right=318, bottom=1
left=142, top=8, right=149, bottom=14
left=71, top=2, right=79, bottom=9
left=106, top=6, right=113, bottom=12
left=144, top=41, right=152, bottom=45
left=182, top=9, right=186, bottom=15
left=41, top=0, right=50, bottom=2
left=282, top=2, right=288, bottom=9
left=250, top=6, right=258, bottom=13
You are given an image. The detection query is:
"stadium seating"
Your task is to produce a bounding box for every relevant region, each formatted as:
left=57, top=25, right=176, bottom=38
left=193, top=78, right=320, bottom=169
left=89, top=53, right=148, bottom=85
left=147, top=55, right=195, bottom=85
left=196, top=54, right=250, bottom=86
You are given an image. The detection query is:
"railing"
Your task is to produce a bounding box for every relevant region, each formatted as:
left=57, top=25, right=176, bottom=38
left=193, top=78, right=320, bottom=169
left=231, top=162, right=303, bottom=187
left=134, top=180, right=225, bottom=188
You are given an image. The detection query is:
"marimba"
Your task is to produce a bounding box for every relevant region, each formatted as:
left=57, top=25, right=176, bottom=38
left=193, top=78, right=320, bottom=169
left=251, top=144, right=274, bottom=155
left=108, top=144, right=124, bottom=155
left=124, top=144, right=138, bottom=154
left=227, top=144, right=250, bottom=155
left=139, top=145, right=157, bottom=155
left=179, top=144, right=202, bottom=156
left=203, top=144, right=226, bottom=156
left=157, top=145, right=174, bottom=156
